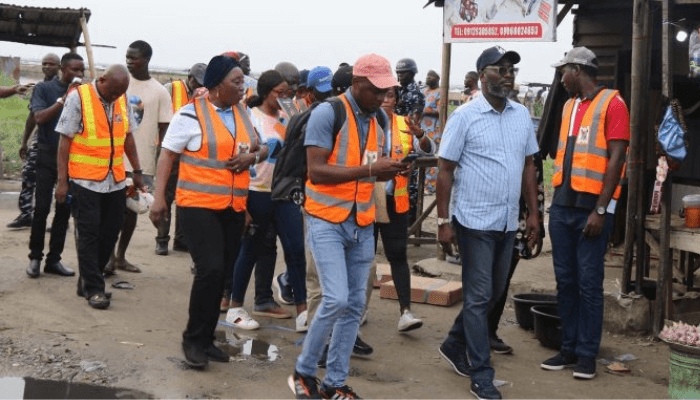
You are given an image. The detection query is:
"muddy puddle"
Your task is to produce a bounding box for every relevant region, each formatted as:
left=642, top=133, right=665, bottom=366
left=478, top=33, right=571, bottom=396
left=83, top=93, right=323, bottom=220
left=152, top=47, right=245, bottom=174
left=0, top=377, right=152, bottom=399
left=214, top=327, right=280, bottom=362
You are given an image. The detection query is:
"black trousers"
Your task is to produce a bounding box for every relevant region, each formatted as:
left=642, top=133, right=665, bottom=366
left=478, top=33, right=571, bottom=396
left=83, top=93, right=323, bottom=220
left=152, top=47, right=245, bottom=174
left=374, top=195, right=412, bottom=310
left=487, top=250, right=520, bottom=336
left=72, top=184, right=126, bottom=297
left=28, top=148, right=70, bottom=264
left=181, top=206, right=245, bottom=349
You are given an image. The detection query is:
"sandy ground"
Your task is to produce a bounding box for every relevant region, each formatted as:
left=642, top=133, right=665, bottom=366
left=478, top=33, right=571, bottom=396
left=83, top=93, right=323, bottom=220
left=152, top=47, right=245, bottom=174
left=0, top=202, right=671, bottom=399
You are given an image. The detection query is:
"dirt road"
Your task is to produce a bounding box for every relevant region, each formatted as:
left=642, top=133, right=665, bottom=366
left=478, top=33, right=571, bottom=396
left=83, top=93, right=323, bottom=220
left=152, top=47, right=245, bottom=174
left=0, top=206, right=670, bottom=399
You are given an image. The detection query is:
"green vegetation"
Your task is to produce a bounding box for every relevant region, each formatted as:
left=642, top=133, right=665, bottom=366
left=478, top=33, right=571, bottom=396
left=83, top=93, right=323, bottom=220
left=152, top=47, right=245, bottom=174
left=0, top=74, right=30, bottom=177
left=543, top=157, right=554, bottom=195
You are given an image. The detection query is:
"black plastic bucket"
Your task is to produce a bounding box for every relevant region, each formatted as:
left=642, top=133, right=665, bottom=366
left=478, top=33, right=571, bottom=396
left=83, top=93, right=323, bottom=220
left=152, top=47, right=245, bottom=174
left=531, top=305, right=561, bottom=350
left=511, top=293, right=557, bottom=330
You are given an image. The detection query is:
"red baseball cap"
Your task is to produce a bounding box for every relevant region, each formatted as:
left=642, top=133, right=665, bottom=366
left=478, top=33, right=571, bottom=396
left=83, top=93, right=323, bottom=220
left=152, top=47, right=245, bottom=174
left=353, top=53, right=399, bottom=89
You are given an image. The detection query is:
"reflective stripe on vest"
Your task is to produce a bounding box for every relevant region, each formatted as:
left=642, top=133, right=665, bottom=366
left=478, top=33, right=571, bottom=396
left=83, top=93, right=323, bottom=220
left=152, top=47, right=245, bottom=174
left=68, top=84, right=128, bottom=183
left=552, top=89, right=623, bottom=199
left=171, top=80, right=189, bottom=112
left=389, top=114, right=413, bottom=214
left=176, top=97, right=252, bottom=211
left=304, top=93, right=378, bottom=226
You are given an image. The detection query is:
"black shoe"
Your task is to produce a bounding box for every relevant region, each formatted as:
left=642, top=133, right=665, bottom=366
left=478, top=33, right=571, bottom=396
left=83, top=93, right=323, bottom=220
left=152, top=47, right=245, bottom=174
left=76, top=285, right=111, bottom=300
left=26, top=259, right=41, bottom=278
left=353, top=335, right=373, bottom=356
left=288, top=370, right=321, bottom=399
left=7, top=215, right=31, bottom=229
left=470, top=381, right=502, bottom=400
left=489, top=335, right=513, bottom=354
left=540, top=352, right=577, bottom=371
left=205, top=344, right=230, bottom=362
left=274, top=273, right=295, bottom=305
left=573, top=356, right=596, bottom=379
left=87, top=293, right=110, bottom=310
left=182, top=341, right=208, bottom=369
left=439, top=341, right=470, bottom=377
left=155, top=242, right=168, bottom=256
left=320, top=384, right=361, bottom=399
left=173, top=241, right=188, bottom=252
left=44, top=261, right=75, bottom=277
left=317, top=344, right=329, bottom=369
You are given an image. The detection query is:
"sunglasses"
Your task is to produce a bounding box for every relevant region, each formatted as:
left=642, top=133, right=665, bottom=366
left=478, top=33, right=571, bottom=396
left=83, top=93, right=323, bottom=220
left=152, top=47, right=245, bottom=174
left=483, top=65, right=519, bottom=77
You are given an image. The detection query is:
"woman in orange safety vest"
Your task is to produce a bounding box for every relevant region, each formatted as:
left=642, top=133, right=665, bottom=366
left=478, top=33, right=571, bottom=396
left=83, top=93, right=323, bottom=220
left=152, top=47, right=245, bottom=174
left=149, top=55, right=265, bottom=369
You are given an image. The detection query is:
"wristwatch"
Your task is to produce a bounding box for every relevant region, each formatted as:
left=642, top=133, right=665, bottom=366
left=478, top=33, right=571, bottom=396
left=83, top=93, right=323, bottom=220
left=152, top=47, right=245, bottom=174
left=56, top=97, right=64, bottom=105
left=437, top=217, right=451, bottom=226
left=595, top=206, right=606, bottom=216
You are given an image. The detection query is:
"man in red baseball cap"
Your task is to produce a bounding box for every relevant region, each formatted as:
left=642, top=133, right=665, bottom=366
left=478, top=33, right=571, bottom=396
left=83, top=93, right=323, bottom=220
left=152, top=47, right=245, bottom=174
left=288, top=54, right=410, bottom=399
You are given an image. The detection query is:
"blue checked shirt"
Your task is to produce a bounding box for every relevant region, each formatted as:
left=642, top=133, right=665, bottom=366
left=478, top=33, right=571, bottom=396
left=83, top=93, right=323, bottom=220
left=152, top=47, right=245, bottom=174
left=438, top=94, right=538, bottom=232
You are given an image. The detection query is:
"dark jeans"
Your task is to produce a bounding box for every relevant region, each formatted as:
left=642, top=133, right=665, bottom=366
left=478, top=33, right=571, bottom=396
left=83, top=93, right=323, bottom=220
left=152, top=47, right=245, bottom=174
left=374, top=195, right=411, bottom=310
left=444, top=221, right=515, bottom=385
left=72, top=184, right=126, bottom=297
left=181, top=206, right=245, bottom=349
left=28, top=148, right=70, bottom=264
left=156, top=159, right=184, bottom=246
left=549, top=204, right=613, bottom=359
left=274, top=200, right=307, bottom=304
left=230, top=191, right=277, bottom=306
left=488, top=250, right=520, bottom=337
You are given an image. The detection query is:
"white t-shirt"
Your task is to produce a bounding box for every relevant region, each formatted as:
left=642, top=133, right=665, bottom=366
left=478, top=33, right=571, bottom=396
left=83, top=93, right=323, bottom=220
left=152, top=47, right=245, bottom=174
left=124, top=77, right=172, bottom=175
left=249, top=107, right=287, bottom=192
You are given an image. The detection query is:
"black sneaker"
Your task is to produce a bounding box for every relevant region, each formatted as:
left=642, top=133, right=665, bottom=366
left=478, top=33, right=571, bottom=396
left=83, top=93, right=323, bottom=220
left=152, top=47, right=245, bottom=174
left=6, top=214, right=31, bottom=229
left=470, top=381, right=502, bottom=400
left=489, top=335, right=513, bottom=354
left=353, top=336, right=373, bottom=356
left=573, top=356, right=596, bottom=379
left=288, top=371, right=321, bottom=399
left=274, top=273, right=295, bottom=305
left=320, top=384, right=361, bottom=399
left=205, top=344, right=230, bottom=362
left=182, top=341, right=208, bottom=369
left=438, top=341, right=470, bottom=377
left=540, top=352, right=577, bottom=371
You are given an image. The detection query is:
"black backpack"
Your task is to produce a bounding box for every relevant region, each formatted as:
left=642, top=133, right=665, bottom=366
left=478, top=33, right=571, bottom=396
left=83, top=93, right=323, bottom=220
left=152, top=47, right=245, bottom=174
left=271, top=97, right=387, bottom=204
left=271, top=98, right=345, bottom=204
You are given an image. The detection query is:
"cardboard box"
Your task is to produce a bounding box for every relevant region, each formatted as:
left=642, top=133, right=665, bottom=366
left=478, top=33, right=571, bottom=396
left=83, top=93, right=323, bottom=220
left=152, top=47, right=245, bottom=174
left=380, top=275, right=462, bottom=307
left=373, top=263, right=393, bottom=288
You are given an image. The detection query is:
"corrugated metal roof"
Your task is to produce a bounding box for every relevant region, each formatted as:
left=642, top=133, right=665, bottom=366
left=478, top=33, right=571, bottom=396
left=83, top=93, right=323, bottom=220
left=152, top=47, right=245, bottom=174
left=0, top=4, right=90, bottom=48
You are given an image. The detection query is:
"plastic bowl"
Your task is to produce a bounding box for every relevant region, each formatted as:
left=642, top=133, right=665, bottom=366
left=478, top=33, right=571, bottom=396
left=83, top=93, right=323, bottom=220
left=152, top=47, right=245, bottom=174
left=511, top=293, right=557, bottom=330
left=532, top=305, right=561, bottom=350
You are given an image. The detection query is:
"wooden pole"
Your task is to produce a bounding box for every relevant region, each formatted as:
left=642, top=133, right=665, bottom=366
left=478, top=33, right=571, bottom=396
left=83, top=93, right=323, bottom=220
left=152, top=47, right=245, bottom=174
left=79, top=11, right=97, bottom=80
left=623, top=0, right=650, bottom=294
left=654, top=0, right=674, bottom=335
left=437, top=38, right=451, bottom=261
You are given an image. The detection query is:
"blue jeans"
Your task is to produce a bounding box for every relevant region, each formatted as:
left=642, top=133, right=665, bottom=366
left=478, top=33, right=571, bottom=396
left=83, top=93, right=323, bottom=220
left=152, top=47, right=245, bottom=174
left=444, top=221, right=516, bottom=385
left=274, top=201, right=307, bottom=304
left=549, top=204, right=613, bottom=359
left=295, top=214, right=374, bottom=388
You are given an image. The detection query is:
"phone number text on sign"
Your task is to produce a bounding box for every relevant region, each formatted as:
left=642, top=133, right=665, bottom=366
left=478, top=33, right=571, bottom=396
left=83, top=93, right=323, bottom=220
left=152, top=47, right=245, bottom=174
left=451, top=23, right=542, bottom=39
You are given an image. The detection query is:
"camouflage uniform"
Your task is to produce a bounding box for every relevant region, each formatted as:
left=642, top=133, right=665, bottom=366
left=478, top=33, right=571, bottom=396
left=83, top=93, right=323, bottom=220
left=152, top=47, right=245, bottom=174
left=18, top=137, right=38, bottom=220
left=395, top=81, right=425, bottom=223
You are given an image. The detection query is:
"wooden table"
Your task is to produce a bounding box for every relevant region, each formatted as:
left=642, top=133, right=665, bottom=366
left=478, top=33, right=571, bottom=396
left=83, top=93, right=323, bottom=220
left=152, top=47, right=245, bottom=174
left=645, top=214, right=700, bottom=291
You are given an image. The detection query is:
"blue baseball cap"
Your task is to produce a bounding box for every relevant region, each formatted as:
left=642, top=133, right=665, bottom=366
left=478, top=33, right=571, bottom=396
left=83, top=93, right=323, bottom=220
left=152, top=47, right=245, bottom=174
left=476, top=46, right=520, bottom=72
left=307, top=66, right=333, bottom=93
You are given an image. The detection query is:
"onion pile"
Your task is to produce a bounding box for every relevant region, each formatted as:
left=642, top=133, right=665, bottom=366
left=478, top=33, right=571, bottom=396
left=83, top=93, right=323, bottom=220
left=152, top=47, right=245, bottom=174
left=660, top=321, right=700, bottom=347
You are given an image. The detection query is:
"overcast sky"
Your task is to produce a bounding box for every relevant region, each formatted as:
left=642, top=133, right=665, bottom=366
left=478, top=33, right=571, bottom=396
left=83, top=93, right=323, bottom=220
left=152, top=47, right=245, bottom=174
left=5, top=0, right=575, bottom=87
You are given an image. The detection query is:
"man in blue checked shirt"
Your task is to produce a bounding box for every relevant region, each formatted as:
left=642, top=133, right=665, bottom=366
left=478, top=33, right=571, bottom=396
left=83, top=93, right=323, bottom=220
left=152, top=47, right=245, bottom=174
left=435, top=46, right=540, bottom=400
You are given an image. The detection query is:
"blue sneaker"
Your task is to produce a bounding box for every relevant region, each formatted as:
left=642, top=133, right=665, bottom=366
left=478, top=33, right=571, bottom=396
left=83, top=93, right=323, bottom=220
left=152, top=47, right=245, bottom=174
left=470, top=381, right=502, bottom=400
left=274, top=273, right=295, bottom=305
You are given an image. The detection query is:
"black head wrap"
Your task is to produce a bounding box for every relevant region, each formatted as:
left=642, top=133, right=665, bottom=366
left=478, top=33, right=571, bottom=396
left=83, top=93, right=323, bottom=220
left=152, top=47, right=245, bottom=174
left=203, top=55, right=240, bottom=89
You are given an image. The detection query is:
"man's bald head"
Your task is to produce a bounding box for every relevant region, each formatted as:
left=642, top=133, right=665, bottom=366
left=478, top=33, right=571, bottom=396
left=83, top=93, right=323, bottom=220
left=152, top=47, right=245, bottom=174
left=41, top=53, right=60, bottom=80
left=42, top=53, right=59, bottom=63
left=97, top=64, right=130, bottom=103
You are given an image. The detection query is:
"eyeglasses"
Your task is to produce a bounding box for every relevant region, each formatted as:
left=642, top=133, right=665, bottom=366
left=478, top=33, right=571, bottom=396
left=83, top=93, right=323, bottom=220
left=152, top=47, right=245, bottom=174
left=483, top=65, right=519, bottom=77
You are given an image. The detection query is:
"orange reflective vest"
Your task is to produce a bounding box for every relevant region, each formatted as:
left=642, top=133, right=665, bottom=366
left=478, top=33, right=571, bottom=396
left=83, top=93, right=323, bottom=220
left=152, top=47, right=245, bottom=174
left=304, top=94, right=379, bottom=227
left=68, top=84, right=128, bottom=183
left=387, top=114, right=413, bottom=214
left=552, top=89, right=623, bottom=200
left=171, top=80, right=189, bottom=112
left=176, top=98, right=254, bottom=211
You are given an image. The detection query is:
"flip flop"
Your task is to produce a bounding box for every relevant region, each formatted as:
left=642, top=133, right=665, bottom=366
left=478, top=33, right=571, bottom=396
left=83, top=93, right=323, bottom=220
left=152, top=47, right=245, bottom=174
left=116, top=262, right=141, bottom=273
left=111, top=281, right=135, bottom=290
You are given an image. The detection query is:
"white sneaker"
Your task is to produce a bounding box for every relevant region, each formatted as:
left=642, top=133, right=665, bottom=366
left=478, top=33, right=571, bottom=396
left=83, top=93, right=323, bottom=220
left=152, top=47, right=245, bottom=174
left=397, top=310, right=423, bottom=332
left=296, top=310, right=308, bottom=333
left=226, top=307, right=260, bottom=330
